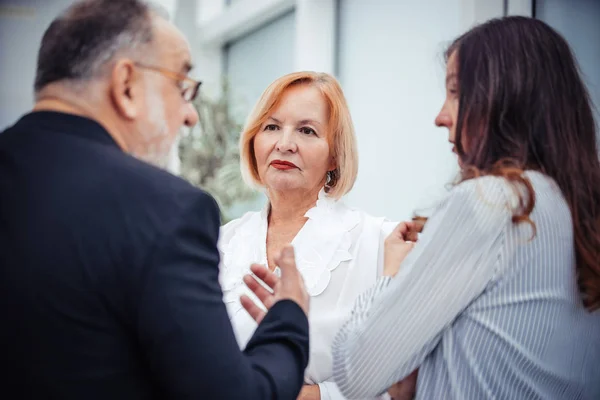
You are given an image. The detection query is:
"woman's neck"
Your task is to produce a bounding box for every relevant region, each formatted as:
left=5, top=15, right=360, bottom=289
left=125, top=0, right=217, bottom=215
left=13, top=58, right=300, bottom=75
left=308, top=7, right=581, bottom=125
left=267, top=189, right=320, bottom=228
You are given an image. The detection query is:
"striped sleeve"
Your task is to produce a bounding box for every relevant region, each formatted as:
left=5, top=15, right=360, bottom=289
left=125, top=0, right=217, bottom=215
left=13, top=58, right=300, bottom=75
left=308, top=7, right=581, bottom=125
left=344, top=277, right=393, bottom=328
left=332, top=177, right=514, bottom=399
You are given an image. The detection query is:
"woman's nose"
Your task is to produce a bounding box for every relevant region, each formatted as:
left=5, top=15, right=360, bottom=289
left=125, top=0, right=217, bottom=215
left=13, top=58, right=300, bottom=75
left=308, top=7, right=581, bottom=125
left=276, top=129, right=297, bottom=152
left=435, top=111, right=452, bottom=128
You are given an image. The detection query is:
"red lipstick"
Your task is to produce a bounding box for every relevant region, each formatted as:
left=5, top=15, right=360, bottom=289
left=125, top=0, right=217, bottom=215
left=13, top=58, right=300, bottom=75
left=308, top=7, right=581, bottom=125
left=270, top=160, right=298, bottom=170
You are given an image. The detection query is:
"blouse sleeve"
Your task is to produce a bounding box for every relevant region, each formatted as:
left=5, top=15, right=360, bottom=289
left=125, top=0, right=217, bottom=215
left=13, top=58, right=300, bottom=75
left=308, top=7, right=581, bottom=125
left=332, top=176, right=515, bottom=399
left=318, top=379, right=391, bottom=400
left=318, top=380, right=345, bottom=400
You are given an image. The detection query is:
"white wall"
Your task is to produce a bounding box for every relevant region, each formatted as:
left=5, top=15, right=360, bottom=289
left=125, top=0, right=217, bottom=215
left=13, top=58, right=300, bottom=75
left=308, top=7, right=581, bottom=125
left=294, top=0, right=335, bottom=74
left=0, top=0, right=77, bottom=130
left=223, top=10, right=297, bottom=218
left=189, top=0, right=226, bottom=97
left=171, top=0, right=225, bottom=97
left=0, top=0, right=204, bottom=131
left=225, top=10, right=296, bottom=121
left=337, top=0, right=475, bottom=221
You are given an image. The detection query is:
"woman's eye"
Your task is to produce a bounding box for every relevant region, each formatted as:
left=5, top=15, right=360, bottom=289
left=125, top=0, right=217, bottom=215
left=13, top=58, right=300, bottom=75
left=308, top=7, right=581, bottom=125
left=299, top=127, right=316, bottom=135
left=264, top=124, right=279, bottom=131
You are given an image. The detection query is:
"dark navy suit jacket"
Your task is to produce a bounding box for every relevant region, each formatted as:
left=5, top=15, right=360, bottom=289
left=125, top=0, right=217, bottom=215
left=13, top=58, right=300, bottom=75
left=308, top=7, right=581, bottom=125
left=0, top=111, right=309, bottom=399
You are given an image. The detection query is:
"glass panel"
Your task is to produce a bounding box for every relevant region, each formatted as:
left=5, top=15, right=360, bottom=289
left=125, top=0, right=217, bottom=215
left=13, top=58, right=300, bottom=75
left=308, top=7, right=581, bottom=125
left=337, top=0, right=464, bottom=220
left=536, top=0, right=600, bottom=134
left=221, top=11, right=297, bottom=219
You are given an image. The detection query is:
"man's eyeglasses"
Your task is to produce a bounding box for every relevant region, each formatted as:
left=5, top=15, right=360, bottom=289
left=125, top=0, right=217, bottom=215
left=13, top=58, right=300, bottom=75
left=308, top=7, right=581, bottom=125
left=134, top=62, right=201, bottom=102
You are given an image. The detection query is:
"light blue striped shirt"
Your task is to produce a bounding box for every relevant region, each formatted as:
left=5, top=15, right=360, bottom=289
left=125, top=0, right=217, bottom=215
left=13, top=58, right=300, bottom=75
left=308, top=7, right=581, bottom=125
left=332, top=172, right=600, bottom=399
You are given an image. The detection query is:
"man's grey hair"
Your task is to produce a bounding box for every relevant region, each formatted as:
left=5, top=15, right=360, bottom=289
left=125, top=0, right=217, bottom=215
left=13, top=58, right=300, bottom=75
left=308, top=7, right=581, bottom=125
left=34, top=0, right=169, bottom=93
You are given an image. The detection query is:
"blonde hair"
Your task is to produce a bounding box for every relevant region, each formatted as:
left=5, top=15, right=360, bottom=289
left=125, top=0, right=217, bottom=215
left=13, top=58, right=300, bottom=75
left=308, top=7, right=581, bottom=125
left=239, top=71, right=358, bottom=200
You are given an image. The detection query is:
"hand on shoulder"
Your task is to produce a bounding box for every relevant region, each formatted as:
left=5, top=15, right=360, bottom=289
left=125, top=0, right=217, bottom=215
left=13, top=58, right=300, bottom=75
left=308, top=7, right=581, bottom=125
left=383, top=220, right=424, bottom=277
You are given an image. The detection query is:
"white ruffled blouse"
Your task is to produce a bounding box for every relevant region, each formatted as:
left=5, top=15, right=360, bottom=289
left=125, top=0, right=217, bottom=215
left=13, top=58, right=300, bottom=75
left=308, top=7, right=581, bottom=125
left=218, top=190, right=396, bottom=400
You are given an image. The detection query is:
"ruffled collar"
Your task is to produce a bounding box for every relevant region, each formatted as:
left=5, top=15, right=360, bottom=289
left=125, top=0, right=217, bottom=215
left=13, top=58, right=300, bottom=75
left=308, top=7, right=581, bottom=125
left=220, top=189, right=360, bottom=300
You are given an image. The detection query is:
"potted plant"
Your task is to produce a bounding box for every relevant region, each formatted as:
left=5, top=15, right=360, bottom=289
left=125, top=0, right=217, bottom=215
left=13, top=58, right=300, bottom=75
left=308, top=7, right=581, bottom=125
left=179, top=86, right=259, bottom=223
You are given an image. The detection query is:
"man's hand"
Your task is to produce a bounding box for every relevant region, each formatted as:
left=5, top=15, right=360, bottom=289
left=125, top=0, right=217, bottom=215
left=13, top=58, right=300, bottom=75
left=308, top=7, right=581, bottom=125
left=383, top=221, right=421, bottom=277
left=240, top=245, right=309, bottom=324
left=387, top=369, right=418, bottom=400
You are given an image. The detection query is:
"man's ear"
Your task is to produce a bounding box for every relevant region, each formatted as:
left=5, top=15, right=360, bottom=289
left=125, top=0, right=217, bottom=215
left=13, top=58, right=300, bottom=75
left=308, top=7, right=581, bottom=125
left=109, top=59, right=141, bottom=120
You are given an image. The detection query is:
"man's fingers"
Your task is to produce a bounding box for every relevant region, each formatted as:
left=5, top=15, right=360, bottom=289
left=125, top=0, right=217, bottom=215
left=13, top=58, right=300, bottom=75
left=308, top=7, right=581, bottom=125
left=240, top=294, right=266, bottom=324
left=274, top=245, right=298, bottom=279
left=249, top=263, right=279, bottom=289
left=243, top=274, right=275, bottom=309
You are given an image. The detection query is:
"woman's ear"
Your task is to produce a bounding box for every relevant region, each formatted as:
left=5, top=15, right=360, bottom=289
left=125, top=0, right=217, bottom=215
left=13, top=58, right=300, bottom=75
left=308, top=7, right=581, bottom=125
left=328, top=156, right=337, bottom=172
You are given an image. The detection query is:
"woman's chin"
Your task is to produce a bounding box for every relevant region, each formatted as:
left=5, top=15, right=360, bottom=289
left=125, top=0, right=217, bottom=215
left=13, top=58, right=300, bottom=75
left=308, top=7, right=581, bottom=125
left=266, top=182, right=301, bottom=193
left=264, top=176, right=306, bottom=193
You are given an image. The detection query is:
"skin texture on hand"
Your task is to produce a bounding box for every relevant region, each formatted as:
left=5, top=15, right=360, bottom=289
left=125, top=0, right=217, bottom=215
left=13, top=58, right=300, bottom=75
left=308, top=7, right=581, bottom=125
left=241, top=245, right=309, bottom=323
left=240, top=264, right=278, bottom=324
left=388, top=370, right=418, bottom=400
left=297, top=384, right=320, bottom=400
left=383, top=221, right=417, bottom=277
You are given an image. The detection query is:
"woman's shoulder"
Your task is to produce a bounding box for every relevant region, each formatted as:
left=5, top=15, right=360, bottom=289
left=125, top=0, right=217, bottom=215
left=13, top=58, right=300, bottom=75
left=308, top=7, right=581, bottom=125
left=448, top=173, right=554, bottom=216
left=219, top=210, right=262, bottom=246
left=298, top=198, right=387, bottom=295
left=438, top=175, right=520, bottom=218
left=307, top=194, right=361, bottom=232
left=453, top=174, right=511, bottom=195
left=333, top=199, right=398, bottom=242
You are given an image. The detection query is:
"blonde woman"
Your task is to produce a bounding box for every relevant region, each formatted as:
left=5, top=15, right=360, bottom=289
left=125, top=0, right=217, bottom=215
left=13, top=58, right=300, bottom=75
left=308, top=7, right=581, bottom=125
left=219, top=72, right=395, bottom=400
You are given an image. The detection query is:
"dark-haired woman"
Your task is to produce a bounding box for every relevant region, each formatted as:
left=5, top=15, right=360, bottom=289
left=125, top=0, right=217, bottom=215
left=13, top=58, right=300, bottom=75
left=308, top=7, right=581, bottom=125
left=332, top=16, right=600, bottom=400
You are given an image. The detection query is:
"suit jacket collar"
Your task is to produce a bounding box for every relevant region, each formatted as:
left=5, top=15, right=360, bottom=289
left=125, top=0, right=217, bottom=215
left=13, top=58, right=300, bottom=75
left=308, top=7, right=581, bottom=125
left=15, top=111, right=119, bottom=148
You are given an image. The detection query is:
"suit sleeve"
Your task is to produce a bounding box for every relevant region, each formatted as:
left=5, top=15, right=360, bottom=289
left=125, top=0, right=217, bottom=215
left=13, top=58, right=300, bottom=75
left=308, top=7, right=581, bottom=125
left=135, top=191, right=310, bottom=399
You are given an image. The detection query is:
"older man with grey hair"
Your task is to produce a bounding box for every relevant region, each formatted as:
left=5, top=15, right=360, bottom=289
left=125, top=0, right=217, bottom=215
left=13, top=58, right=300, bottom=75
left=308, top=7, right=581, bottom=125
left=0, top=0, right=310, bottom=398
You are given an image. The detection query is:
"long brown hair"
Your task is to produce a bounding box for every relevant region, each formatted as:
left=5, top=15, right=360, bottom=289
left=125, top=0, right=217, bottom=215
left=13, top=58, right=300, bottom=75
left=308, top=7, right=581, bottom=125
left=440, top=16, right=600, bottom=311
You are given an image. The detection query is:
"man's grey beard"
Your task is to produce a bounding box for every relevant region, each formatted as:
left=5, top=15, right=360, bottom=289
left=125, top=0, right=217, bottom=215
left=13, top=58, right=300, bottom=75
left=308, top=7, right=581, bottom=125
left=164, top=134, right=181, bottom=175
left=137, top=86, right=182, bottom=175
left=143, top=133, right=182, bottom=175
left=130, top=132, right=182, bottom=175
left=137, top=80, right=182, bottom=175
